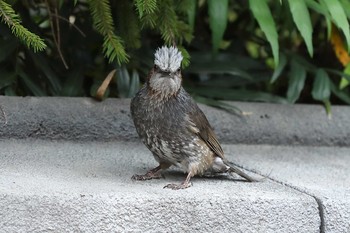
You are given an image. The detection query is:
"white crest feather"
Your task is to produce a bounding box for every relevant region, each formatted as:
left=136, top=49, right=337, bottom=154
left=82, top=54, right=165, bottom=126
left=154, top=46, right=183, bottom=73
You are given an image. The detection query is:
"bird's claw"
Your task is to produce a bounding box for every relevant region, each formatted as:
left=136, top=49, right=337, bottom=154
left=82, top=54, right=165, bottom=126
left=131, top=173, right=163, bottom=181
left=163, top=182, right=192, bottom=190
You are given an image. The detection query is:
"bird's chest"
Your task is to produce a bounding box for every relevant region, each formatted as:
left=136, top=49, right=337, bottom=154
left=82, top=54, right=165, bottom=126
left=140, top=104, right=183, bottom=145
left=132, top=95, right=189, bottom=156
left=134, top=95, right=181, bottom=131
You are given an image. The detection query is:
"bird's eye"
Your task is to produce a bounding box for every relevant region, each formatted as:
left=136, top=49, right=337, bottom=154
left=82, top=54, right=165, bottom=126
left=177, top=68, right=181, bottom=72
left=154, top=65, right=159, bottom=70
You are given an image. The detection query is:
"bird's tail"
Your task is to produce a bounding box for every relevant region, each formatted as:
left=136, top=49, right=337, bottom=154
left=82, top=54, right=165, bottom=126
left=225, top=161, right=256, bottom=182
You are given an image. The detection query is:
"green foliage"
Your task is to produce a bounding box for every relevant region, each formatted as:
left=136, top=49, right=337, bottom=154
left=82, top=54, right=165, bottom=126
left=322, top=0, right=350, bottom=50
left=0, top=0, right=46, bottom=52
left=184, top=0, right=196, bottom=32
left=288, top=0, right=313, bottom=56
left=88, top=0, right=129, bottom=64
left=312, top=69, right=331, bottom=101
left=271, top=53, right=287, bottom=83
left=194, top=95, right=243, bottom=115
left=312, top=69, right=332, bottom=117
left=208, top=0, right=228, bottom=54
left=339, top=64, right=350, bottom=89
left=178, top=45, right=191, bottom=68
left=135, top=0, right=193, bottom=45
left=115, top=66, right=140, bottom=98
left=249, top=0, right=279, bottom=65
left=115, top=0, right=141, bottom=49
left=287, top=60, right=306, bottom=103
left=0, top=0, right=350, bottom=113
left=134, top=0, right=157, bottom=18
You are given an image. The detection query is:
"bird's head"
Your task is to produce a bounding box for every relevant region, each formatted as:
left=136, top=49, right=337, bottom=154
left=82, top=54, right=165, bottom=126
left=148, top=46, right=183, bottom=98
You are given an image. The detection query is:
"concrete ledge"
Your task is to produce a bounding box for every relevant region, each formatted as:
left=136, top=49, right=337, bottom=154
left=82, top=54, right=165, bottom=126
left=232, top=144, right=350, bottom=233
left=1, top=96, right=349, bottom=232
left=0, top=140, right=320, bottom=232
left=1, top=96, right=350, bottom=146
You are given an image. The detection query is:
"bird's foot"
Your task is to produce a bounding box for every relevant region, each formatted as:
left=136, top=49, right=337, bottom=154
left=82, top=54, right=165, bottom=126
left=131, top=170, right=163, bottom=181
left=163, top=181, right=192, bottom=190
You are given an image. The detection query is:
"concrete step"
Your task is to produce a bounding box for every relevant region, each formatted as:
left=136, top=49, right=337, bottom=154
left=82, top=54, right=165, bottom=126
left=1, top=96, right=350, bottom=146
left=2, top=139, right=349, bottom=232
left=1, top=96, right=349, bottom=232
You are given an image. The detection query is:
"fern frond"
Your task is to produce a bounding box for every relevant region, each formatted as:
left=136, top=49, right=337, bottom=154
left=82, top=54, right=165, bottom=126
left=176, top=20, right=193, bottom=43
left=134, top=0, right=158, bottom=29
left=157, top=0, right=192, bottom=45
left=178, top=45, right=190, bottom=68
left=176, top=0, right=194, bottom=15
left=103, top=34, right=129, bottom=64
left=134, top=0, right=157, bottom=18
left=157, top=0, right=178, bottom=44
left=0, top=0, right=46, bottom=52
left=88, top=0, right=129, bottom=64
left=139, top=12, right=157, bottom=28
left=133, top=0, right=192, bottom=61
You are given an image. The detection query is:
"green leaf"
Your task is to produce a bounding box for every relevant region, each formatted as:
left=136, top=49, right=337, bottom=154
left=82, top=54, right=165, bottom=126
left=288, top=0, right=313, bottom=56
left=322, top=0, right=350, bottom=50
left=178, top=46, right=191, bottom=68
left=315, top=0, right=332, bottom=39
left=190, top=52, right=265, bottom=71
left=339, top=0, right=350, bottom=18
left=187, top=87, right=288, bottom=104
left=88, top=0, right=129, bottom=64
left=249, top=0, right=279, bottom=65
left=325, top=68, right=350, bottom=83
left=330, top=81, right=350, bottom=104
left=270, top=52, right=287, bottom=83
left=208, top=0, right=228, bottom=54
left=116, top=66, right=130, bottom=98
left=290, top=53, right=316, bottom=72
left=305, top=0, right=328, bottom=15
left=128, top=70, right=140, bottom=97
left=323, top=99, right=332, bottom=119
left=339, top=63, right=350, bottom=89
left=312, top=69, right=331, bottom=101
left=325, top=15, right=332, bottom=40
left=194, top=95, right=242, bottom=115
left=187, top=64, right=254, bottom=81
left=287, top=60, right=307, bottom=103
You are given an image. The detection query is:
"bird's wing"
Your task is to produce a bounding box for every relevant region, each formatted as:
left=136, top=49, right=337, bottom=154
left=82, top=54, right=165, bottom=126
left=186, top=106, right=225, bottom=159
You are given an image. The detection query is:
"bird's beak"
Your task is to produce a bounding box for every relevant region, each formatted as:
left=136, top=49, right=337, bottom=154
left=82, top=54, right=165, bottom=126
left=169, top=72, right=176, bottom=79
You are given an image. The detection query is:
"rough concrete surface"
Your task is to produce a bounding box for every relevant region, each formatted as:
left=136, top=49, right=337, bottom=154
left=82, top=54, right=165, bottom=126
left=0, top=140, right=320, bottom=233
left=0, top=96, right=349, bottom=232
left=225, top=145, right=350, bottom=233
left=1, top=96, right=350, bottom=146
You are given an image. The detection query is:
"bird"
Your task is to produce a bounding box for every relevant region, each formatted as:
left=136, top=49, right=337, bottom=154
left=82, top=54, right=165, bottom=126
left=130, top=46, right=255, bottom=190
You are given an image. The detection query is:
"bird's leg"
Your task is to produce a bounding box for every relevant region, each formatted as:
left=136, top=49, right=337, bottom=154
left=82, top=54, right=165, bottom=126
left=132, top=163, right=170, bottom=181
left=164, top=171, right=193, bottom=190
left=132, top=165, right=162, bottom=180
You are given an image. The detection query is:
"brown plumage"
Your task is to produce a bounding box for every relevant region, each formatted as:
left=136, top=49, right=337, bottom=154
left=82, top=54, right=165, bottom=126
left=130, top=46, right=255, bottom=189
